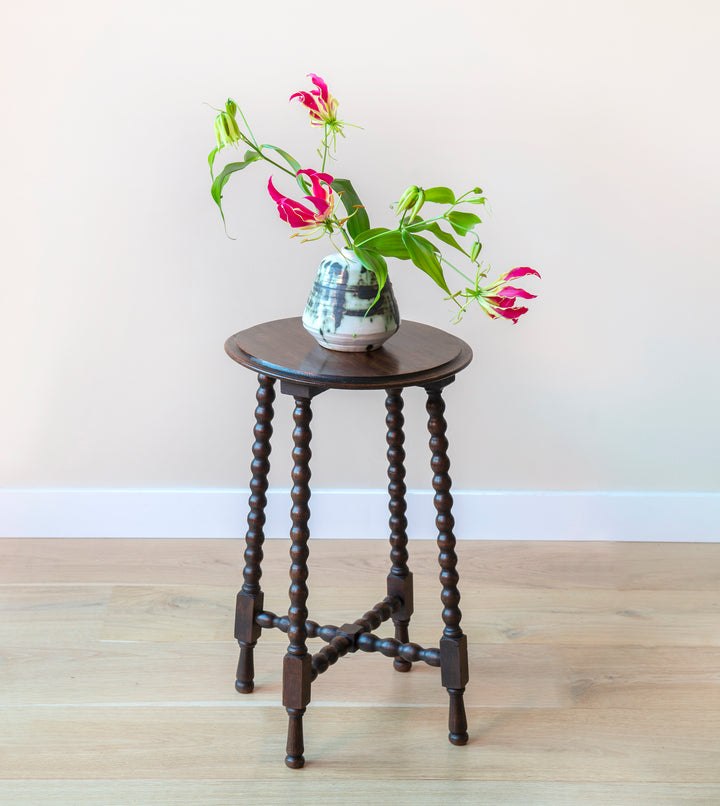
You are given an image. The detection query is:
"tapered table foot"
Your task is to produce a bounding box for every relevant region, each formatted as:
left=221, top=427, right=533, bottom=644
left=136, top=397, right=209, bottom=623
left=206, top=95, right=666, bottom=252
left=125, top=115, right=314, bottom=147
left=447, top=687, right=469, bottom=745
left=235, top=642, right=256, bottom=694
left=285, top=707, right=307, bottom=768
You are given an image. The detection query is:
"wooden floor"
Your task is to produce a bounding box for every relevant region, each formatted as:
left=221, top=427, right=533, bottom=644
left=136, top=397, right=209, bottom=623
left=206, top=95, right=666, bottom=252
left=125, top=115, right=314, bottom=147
left=1, top=538, right=719, bottom=805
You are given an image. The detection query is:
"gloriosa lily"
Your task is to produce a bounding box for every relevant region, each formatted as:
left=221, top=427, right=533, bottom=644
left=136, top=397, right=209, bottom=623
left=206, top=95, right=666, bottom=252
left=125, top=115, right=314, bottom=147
left=290, top=73, right=340, bottom=130
left=267, top=169, right=335, bottom=234
left=465, top=267, right=541, bottom=324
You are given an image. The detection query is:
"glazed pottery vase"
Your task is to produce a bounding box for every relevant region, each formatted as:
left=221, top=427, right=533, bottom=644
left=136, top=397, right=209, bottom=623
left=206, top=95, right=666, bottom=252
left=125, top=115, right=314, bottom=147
left=302, top=248, right=400, bottom=352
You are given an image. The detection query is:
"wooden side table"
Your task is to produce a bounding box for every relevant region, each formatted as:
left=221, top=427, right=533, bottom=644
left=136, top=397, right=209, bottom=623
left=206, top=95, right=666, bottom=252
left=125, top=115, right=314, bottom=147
left=225, top=317, right=473, bottom=768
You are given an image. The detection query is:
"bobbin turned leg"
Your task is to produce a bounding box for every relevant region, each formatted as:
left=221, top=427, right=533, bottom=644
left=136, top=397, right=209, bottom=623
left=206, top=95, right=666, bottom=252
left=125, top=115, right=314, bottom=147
left=385, top=388, right=414, bottom=672
left=283, top=395, right=314, bottom=768
left=426, top=384, right=469, bottom=746
left=235, top=374, right=275, bottom=694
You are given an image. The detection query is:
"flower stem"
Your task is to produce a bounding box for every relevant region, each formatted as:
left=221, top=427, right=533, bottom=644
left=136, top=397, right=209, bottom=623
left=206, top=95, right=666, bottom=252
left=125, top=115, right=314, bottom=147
left=338, top=224, right=353, bottom=249
left=245, top=140, right=296, bottom=177
left=440, top=255, right=475, bottom=285
left=238, top=107, right=259, bottom=148
left=321, top=125, right=329, bottom=173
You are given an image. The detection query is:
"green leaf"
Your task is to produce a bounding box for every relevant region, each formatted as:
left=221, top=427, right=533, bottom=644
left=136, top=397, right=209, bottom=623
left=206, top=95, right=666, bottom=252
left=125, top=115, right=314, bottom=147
left=352, top=245, right=388, bottom=304
left=354, top=228, right=411, bottom=260
left=353, top=227, right=388, bottom=244
left=401, top=231, right=450, bottom=294
left=332, top=178, right=371, bottom=239
left=208, top=147, right=220, bottom=179
left=407, top=218, right=470, bottom=258
left=447, top=211, right=482, bottom=235
left=210, top=151, right=262, bottom=230
left=423, top=186, right=455, bottom=204
left=211, top=152, right=262, bottom=206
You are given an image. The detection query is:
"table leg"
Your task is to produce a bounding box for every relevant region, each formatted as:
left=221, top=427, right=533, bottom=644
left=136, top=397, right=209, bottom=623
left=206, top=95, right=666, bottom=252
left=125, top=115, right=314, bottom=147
left=235, top=374, right=275, bottom=694
left=385, top=389, right=414, bottom=672
left=283, top=395, right=313, bottom=769
left=426, top=386, right=469, bottom=746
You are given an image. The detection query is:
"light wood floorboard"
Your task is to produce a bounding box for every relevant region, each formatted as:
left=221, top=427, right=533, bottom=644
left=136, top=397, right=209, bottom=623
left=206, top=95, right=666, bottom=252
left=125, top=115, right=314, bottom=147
left=1, top=538, right=719, bottom=805
left=3, top=781, right=720, bottom=806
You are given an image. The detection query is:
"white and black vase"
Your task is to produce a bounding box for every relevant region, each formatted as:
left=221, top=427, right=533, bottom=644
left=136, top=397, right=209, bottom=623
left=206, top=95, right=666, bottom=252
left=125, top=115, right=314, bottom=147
left=302, top=247, right=400, bottom=352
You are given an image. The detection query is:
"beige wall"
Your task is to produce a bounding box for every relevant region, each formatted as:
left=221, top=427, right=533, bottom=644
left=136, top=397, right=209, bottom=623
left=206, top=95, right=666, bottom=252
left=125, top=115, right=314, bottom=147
left=2, top=0, right=719, bottom=494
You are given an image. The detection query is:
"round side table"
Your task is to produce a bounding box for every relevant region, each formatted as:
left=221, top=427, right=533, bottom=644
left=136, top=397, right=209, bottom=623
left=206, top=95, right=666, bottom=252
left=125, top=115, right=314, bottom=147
left=225, top=317, right=473, bottom=768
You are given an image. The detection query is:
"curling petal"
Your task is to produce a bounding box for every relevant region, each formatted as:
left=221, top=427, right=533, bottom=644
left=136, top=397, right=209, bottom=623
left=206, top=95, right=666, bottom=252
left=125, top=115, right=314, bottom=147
left=497, top=285, right=537, bottom=300
left=289, top=91, right=321, bottom=113
left=308, top=73, right=330, bottom=102
left=494, top=305, right=529, bottom=323
left=502, top=266, right=542, bottom=282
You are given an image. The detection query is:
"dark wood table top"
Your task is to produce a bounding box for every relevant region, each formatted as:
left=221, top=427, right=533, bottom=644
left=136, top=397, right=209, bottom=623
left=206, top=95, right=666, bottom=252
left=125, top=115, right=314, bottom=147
left=225, top=317, right=473, bottom=391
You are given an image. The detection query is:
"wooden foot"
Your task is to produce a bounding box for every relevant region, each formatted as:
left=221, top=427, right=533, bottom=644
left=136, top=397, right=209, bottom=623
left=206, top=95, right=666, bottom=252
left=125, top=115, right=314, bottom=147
left=235, top=642, right=256, bottom=693
left=235, top=589, right=264, bottom=693
left=285, top=707, right=306, bottom=768
left=447, top=687, right=469, bottom=745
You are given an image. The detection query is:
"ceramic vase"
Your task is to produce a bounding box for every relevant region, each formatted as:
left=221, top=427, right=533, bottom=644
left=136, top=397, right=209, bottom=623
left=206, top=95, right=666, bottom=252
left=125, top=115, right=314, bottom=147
left=302, top=248, right=400, bottom=352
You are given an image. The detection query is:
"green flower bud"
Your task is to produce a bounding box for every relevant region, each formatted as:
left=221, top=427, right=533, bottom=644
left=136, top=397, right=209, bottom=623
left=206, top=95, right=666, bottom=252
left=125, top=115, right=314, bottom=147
left=395, top=185, right=421, bottom=216
left=214, top=110, right=241, bottom=148
left=408, top=187, right=425, bottom=223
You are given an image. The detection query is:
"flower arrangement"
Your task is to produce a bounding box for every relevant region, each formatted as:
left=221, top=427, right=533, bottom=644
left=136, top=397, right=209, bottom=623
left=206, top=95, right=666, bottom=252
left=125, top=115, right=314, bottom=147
left=208, top=74, right=539, bottom=323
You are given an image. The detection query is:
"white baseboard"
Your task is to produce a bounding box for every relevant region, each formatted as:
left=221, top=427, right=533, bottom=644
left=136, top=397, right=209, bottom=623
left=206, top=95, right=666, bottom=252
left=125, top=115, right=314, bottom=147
left=1, top=488, right=719, bottom=541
